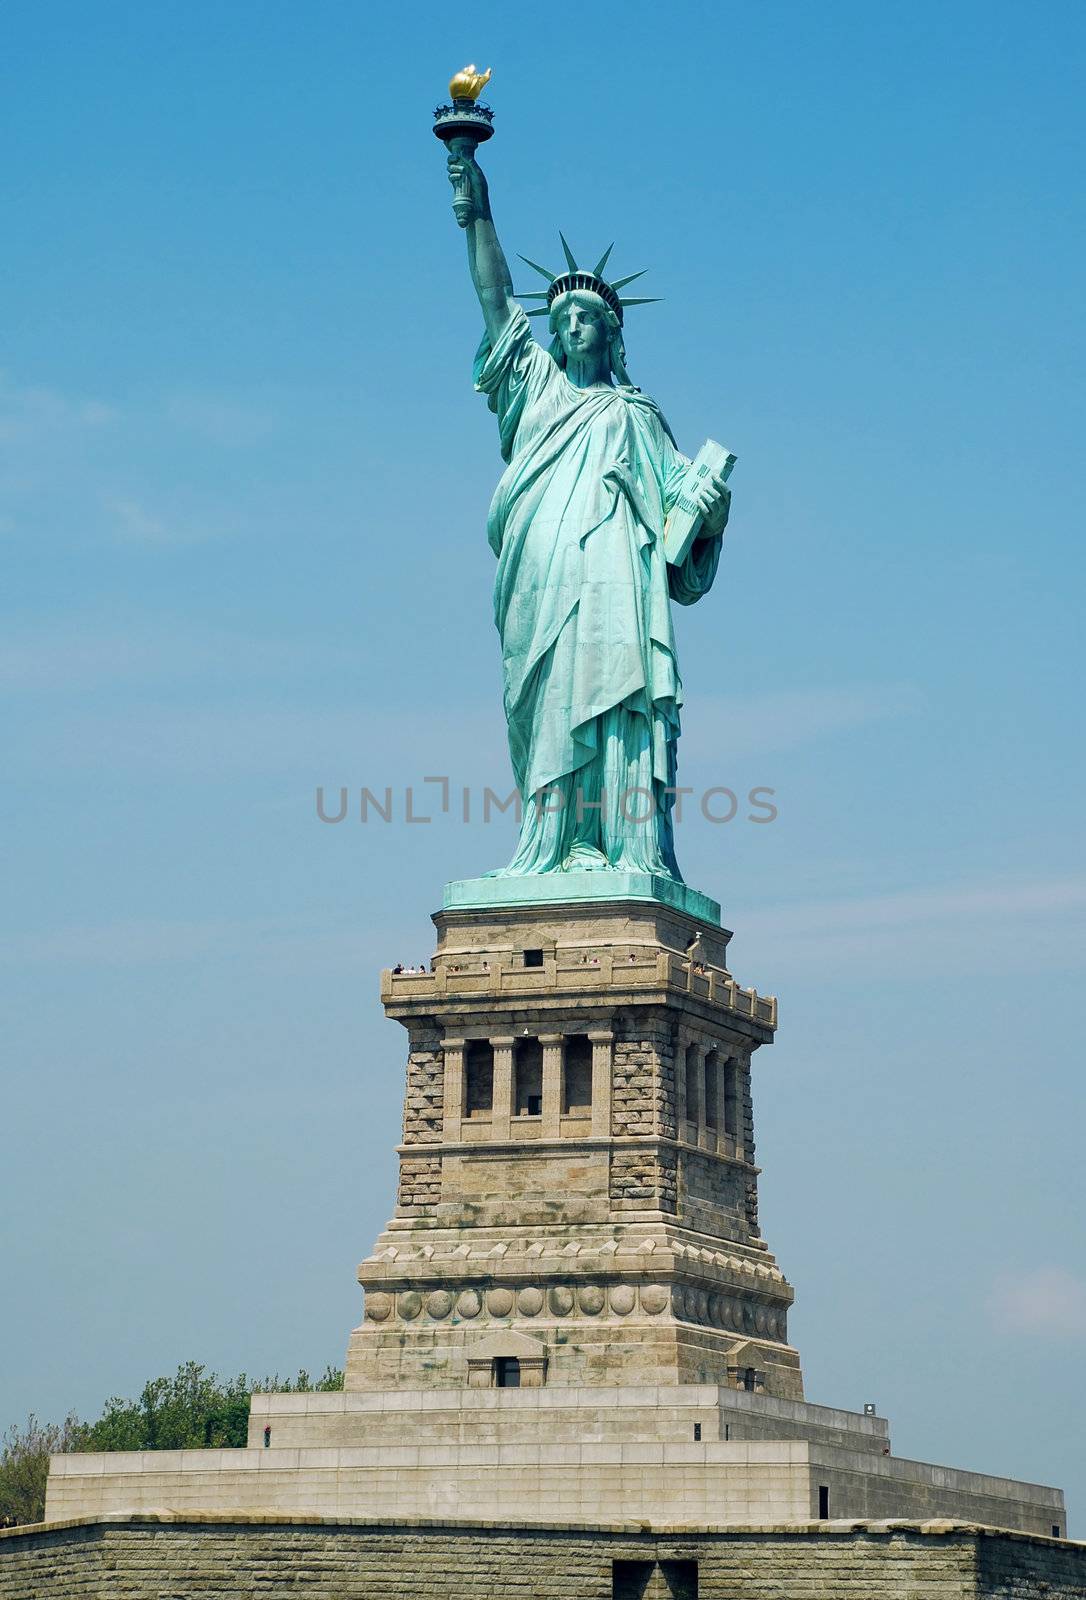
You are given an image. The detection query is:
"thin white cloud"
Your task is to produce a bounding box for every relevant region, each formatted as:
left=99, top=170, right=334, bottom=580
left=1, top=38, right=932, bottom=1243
left=682, top=683, right=923, bottom=759
left=164, top=392, right=281, bottom=447
left=987, top=1267, right=1086, bottom=1340
left=0, top=373, right=279, bottom=450
left=0, top=913, right=378, bottom=970
left=737, top=875, right=1086, bottom=977
left=746, top=877, right=1086, bottom=935
left=0, top=373, right=118, bottom=442
left=0, top=619, right=356, bottom=693
left=0, top=369, right=283, bottom=551
left=105, top=495, right=228, bottom=548
left=5, top=698, right=508, bottom=780
left=107, top=496, right=174, bottom=545
left=0, top=631, right=148, bottom=691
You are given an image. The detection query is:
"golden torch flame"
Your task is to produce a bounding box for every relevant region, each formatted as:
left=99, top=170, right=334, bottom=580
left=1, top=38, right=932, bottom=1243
left=449, top=64, right=492, bottom=102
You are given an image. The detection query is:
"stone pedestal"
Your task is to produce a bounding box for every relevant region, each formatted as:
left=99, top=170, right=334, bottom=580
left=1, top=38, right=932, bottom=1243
left=346, top=898, right=801, bottom=1398
left=32, top=892, right=1072, bottom=1557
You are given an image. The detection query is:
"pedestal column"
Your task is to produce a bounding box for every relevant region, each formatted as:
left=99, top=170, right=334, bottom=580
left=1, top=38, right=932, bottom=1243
left=699, top=1045, right=712, bottom=1149
left=675, top=1029, right=691, bottom=1133
left=690, top=1043, right=709, bottom=1148
left=726, top=1056, right=745, bottom=1159
left=539, top=1033, right=564, bottom=1139
left=441, top=1036, right=465, bottom=1143
left=712, top=1050, right=727, bottom=1154
left=490, top=1035, right=514, bottom=1141
left=589, top=1028, right=613, bottom=1138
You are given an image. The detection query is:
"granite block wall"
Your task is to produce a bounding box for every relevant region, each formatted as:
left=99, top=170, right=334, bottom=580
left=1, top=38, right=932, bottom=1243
left=2, top=1515, right=1084, bottom=1600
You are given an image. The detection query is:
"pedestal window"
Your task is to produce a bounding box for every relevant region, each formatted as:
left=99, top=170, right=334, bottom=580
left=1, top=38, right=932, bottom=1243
left=514, top=1036, right=543, bottom=1115
left=704, top=1050, right=721, bottom=1129
left=464, top=1041, right=494, bottom=1116
left=562, top=1033, right=593, bottom=1113
left=683, top=1042, right=701, bottom=1132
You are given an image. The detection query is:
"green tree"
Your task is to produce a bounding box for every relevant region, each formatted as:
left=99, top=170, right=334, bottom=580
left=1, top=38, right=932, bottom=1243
left=0, top=1361, right=345, bottom=1526
left=0, top=1414, right=83, bottom=1528
left=75, top=1363, right=252, bottom=1452
left=76, top=1362, right=345, bottom=1453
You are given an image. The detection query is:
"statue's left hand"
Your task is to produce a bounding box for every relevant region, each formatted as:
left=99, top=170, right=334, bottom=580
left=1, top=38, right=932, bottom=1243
left=693, top=471, right=731, bottom=537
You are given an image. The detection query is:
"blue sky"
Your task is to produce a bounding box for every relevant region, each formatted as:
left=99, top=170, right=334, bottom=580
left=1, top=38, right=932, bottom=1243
left=3, top=0, right=1085, bottom=1524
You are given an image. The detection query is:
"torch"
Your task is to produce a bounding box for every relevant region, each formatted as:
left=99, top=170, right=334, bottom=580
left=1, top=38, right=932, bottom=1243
left=433, top=65, right=494, bottom=228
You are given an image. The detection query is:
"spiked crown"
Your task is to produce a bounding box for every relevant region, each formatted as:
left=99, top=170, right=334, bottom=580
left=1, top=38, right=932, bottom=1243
left=517, top=234, right=659, bottom=327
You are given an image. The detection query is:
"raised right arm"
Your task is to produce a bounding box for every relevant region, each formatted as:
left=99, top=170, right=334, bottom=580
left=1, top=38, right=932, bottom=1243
left=446, top=150, right=518, bottom=348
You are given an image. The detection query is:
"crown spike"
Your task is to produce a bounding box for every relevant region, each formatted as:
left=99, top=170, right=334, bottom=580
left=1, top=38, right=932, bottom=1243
left=558, top=232, right=579, bottom=273
left=516, top=290, right=551, bottom=300
left=517, top=254, right=558, bottom=283
left=592, top=243, right=615, bottom=277
left=516, top=237, right=662, bottom=326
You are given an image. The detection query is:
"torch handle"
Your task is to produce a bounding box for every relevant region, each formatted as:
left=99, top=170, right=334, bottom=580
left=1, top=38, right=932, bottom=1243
left=447, top=133, right=481, bottom=229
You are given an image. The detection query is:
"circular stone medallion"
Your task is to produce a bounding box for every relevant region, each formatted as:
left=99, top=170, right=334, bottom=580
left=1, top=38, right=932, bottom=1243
left=517, top=1286, right=544, bottom=1317
left=487, top=1288, right=515, bottom=1318
left=609, top=1284, right=636, bottom=1317
left=578, top=1285, right=606, bottom=1316
left=549, top=1285, right=575, bottom=1317
left=640, top=1284, right=669, bottom=1316
left=426, top=1290, right=453, bottom=1320
left=398, top=1291, right=422, bottom=1321
left=456, top=1289, right=482, bottom=1319
left=364, top=1292, right=392, bottom=1323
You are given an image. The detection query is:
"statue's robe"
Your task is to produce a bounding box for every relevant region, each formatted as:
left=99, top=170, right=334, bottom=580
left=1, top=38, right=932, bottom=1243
left=475, top=307, right=723, bottom=877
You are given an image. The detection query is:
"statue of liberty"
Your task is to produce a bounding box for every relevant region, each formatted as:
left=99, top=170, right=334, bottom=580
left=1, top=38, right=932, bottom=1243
left=446, top=137, right=731, bottom=891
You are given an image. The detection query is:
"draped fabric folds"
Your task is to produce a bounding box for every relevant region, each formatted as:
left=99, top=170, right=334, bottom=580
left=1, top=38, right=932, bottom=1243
left=474, top=307, right=723, bottom=879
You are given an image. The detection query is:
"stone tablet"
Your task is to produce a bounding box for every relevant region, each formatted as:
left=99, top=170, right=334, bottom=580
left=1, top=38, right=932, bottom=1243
left=663, top=438, right=738, bottom=566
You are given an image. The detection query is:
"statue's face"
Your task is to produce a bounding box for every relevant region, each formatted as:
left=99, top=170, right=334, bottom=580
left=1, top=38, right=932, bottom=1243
left=554, top=295, right=610, bottom=364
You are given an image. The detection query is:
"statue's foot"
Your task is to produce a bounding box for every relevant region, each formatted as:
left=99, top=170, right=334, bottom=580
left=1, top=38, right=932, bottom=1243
left=484, top=847, right=612, bottom=878
left=560, top=843, right=611, bottom=872
left=606, top=853, right=684, bottom=883
left=483, top=860, right=552, bottom=879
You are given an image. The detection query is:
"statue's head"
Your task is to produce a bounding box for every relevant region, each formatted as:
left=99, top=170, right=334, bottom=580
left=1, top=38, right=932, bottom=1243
left=519, top=237, right=658, bottom=388
left=548, top=290, right=631, bottom=385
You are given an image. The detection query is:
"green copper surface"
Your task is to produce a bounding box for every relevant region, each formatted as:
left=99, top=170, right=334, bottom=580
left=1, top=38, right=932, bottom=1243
left=443, top=872, right=721, bottom=927
left=442, top=140, right=733, bottom=913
